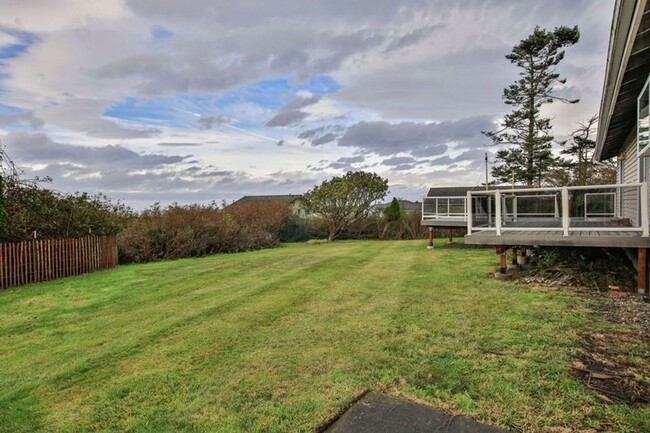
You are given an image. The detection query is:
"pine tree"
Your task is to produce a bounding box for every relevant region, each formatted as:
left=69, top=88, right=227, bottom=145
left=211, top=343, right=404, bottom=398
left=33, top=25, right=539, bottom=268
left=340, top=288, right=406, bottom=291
left=383, top=197, right=401, bottom=223
left=560, top=115, right=616, bottom=185
left=484, top=26, right=580, bottom=186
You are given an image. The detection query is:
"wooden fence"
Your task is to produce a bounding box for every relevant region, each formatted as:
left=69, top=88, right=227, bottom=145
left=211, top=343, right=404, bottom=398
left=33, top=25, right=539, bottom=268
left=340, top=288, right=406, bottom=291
left=0, top=236, right=118, bottom=289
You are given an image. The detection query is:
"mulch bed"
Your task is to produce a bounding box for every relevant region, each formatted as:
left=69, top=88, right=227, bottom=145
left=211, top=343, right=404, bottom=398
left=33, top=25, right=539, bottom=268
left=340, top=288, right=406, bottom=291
left=570, top=294, right=650, bottom=406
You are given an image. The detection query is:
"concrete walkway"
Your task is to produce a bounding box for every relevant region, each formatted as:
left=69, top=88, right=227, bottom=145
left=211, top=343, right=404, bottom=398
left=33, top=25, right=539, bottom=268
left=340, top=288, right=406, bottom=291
left=325, top=393, right=509, bottom=433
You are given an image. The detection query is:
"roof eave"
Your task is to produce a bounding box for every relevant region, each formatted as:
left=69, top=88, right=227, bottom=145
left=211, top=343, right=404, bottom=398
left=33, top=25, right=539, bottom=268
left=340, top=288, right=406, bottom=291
left=596, top=0, right=646, bottom=161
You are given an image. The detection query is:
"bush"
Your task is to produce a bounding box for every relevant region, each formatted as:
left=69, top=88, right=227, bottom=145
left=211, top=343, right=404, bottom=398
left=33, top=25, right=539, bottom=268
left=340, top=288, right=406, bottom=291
left=117, top=201, right=291, bottom=264
left=1, top=180, right=131, bottom=242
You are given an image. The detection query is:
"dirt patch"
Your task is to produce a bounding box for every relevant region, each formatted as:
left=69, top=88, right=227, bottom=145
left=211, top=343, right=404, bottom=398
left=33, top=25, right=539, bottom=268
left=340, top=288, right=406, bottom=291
left=595, top=293, right=650, bottom=330
left=570, top=295, right=650, bottom=406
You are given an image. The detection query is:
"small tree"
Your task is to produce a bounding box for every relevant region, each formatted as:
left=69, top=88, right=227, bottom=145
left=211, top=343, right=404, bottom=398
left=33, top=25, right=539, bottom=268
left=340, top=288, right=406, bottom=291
left=560, top=115, right=616, bottom=186
left=381, top=197, right=401, bottom=239
left=306, top=171, right=388, bottom=241
left=383, top=198, right=401, bottom=222
left=484, top=25, right=580, bottom=186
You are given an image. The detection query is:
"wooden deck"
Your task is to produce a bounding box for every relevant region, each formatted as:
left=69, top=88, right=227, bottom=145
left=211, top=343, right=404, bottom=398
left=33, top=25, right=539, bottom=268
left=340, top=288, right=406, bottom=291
left=421, top=218, right=468, bottom=228
left=420, top=217, right=650, bottom=247
left=465, top=229, right=650, bottom=248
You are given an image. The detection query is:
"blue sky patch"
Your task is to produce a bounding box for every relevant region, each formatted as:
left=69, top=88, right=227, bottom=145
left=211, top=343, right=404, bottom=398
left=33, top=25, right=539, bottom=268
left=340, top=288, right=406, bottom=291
left=0, top=27, right=38, bottom=60
left=0, top=103, right=23, bottom=113
left=151, top=25, right=173, bottom=40
left=0, top=44, right=29, bottom=59
left=105, top=75, right=341, bottom=129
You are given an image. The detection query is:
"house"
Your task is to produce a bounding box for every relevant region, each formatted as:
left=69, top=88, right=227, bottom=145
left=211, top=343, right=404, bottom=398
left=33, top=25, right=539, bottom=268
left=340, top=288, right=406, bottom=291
left=422, top=0, right=650, bottom=292
left=228, top=194, right=311, bottom=218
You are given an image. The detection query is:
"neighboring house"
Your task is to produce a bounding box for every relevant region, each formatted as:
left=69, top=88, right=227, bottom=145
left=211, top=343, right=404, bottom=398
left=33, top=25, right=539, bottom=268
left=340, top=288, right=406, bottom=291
left=421, top=0, right=650, bottom=292
left=227, top=194, right=311, bottom=218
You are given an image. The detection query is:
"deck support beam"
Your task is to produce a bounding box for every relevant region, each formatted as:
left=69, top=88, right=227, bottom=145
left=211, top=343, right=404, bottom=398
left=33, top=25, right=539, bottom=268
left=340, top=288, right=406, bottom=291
left=638, top=248, right=647, bottom=294
left=447, top=229, right=453, bottom=243
left=496, top=246, right=508, bottom=274
left=427, top=227, right=434, bottom=249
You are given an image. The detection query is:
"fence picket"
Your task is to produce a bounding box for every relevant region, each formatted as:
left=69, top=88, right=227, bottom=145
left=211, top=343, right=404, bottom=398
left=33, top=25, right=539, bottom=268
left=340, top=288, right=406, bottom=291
left=0, top=236, right=118, bottom=289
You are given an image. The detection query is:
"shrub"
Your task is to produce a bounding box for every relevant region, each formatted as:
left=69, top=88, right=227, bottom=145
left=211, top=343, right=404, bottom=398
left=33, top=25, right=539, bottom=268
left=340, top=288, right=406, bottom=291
left=1, top=180, right=131, bottom=242
left=117, top=201, right=291, bottom=264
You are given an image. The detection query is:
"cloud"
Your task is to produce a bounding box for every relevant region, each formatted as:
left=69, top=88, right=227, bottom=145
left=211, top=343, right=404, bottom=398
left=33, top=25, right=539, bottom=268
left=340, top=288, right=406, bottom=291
left=34, top=98, right=160, bottom=139
left=382, top=156, right=415, bottom=166
left=198, top=114, right=230, bottom=130
left=0, top=0, right=613, bottom=206
left=337, top=116, right=493, bottom=156
left=284, top=95, right=321, bottom=110
left=1, top=130, right=333, bottom=209
left=265, top=94, right=324, bottom=127
left=384, top=24, right=442, bottom=53
left=265, top=110, right=309, bottom=127
left=4, top=131, right=186, bottom=171
left=311, top=133, right=337, bottom=145
left=0, top=110, right=43, bottom=128
left=325, top=155, right=366, bottom=170
left=157, top=142, right=204, bottom=147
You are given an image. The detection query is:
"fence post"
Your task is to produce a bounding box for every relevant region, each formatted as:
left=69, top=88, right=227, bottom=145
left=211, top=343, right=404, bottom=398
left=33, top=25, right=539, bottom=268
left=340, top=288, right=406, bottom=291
left=641, top=182, right=649, bottom=237
left=562, top=187, right=570, bottom=237
left=466, top=191, right=473, bottom=234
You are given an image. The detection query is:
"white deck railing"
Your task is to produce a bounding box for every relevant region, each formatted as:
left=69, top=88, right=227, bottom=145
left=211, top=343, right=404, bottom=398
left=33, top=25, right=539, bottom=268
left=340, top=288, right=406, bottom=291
left=421, top=196, right=467, bottom=220
left=465, top=183, right=649, bottom=237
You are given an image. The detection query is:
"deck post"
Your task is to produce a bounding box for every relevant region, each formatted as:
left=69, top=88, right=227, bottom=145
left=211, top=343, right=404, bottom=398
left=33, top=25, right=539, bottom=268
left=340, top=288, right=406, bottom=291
left=447, top=229, right=453, bottom=243
left=638, top=248, right=647, bottom=294
left=641, top=182, right=649, bottom=237
left=561, top=187, right=570, bottom=237
left=496, top=246, right=507, bottom=274
left=495, top=190, right=502, bottom=236
left=427, top=227, right=434, bottom=249
left=512, top=196, right=518, bottom=221
left=466, top=192, right=473, bottom=234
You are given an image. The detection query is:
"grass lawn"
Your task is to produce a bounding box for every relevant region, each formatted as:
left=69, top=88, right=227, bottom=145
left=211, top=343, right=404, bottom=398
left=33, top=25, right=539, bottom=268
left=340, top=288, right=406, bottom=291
left=0, top=240, right=647, bottom=432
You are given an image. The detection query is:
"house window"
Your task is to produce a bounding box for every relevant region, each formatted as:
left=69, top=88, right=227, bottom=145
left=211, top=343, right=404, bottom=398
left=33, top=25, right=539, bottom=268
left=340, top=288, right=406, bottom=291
left=638, top=74, right=650, bottom=157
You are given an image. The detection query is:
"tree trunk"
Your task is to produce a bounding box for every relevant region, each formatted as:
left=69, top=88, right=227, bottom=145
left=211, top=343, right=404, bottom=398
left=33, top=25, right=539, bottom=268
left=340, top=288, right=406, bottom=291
left=328, top=225, right=336, bottom=242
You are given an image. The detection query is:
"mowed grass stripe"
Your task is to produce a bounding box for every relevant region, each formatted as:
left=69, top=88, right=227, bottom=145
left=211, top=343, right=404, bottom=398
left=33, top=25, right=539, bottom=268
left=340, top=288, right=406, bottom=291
left=0, top=240, right=648, bottom=433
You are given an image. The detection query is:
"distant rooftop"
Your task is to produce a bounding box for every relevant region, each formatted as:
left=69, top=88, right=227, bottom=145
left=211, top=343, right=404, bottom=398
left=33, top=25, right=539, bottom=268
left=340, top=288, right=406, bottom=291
left=229, top=194, right=305, bottom=207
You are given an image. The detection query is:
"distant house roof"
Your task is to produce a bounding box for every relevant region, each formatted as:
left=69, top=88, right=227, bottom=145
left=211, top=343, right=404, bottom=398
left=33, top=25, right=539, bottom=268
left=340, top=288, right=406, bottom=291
left=426, top=185, right=527, bottom=197
left=229, top=194, right=305, bottom=207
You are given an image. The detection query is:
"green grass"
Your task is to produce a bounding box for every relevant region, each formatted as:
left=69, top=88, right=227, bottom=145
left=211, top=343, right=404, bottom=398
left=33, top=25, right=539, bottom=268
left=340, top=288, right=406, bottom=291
left=0, top=240, right=647, bottom=432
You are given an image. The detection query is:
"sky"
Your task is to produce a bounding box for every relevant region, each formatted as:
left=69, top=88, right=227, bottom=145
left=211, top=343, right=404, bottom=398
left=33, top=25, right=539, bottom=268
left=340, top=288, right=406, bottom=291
left=0, top=0, right=613, bottom=209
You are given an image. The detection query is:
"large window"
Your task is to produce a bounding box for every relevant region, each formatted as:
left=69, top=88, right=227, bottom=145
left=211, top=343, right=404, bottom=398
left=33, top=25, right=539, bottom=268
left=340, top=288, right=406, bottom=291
left=638, top=74, right=650, bottom=157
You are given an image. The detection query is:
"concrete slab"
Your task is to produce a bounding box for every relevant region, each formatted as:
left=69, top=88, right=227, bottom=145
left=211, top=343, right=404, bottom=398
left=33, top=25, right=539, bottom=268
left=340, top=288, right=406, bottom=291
left=324, top=393, right=508, bottom=433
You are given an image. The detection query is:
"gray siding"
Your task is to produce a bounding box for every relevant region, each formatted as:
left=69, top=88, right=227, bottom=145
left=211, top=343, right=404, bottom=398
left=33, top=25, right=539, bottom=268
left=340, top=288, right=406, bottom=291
left=620, top=135, right=638, bottom=224
left=617, top=134, right=650, bottom=226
